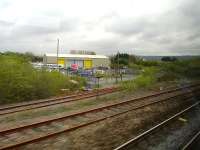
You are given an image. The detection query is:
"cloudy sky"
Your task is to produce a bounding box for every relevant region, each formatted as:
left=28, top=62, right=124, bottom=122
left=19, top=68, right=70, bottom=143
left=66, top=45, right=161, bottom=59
left=0, top=0, right=199, bottom=56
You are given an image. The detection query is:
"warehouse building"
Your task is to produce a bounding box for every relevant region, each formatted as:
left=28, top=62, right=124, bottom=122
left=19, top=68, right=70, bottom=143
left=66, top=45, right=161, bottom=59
left=43, top=53, right=110, bottom=69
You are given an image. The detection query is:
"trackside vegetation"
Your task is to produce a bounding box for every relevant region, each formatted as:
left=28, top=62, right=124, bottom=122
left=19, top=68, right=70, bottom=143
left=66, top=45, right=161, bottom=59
left=0, top=54, right=86, bottom=104
left=116, top=53, right=200, bottom=91
left=1, top=51, right=199, bottom=104
left=158, top=58, right=200, bottom=81
left=121, top=67, right=157, bottom=90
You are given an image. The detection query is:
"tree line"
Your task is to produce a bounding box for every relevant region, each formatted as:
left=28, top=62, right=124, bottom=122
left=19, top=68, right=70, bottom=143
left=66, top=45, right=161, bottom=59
left=0, top=51, right=43, bottom=62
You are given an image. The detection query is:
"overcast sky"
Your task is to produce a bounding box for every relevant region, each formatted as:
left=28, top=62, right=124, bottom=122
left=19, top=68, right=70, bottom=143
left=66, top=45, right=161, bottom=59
left=0, top=0, right=199, bottom=56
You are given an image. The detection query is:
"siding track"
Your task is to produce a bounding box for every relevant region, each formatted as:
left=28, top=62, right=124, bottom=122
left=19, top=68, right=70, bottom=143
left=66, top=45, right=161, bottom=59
left=181, top=130, right=200, bottom=150
left=0, top=83, right=199, bottom=150
left=0, top=87, right=119, bottom=116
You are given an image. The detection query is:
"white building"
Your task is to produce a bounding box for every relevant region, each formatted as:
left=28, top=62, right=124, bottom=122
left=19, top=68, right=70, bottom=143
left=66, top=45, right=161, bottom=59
left=43, top=53, right=110, bottom=69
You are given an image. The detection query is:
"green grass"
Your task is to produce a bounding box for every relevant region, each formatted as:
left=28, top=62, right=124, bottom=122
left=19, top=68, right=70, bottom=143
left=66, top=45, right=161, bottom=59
left=0, top=91, right=125, bottom=124
left=120, top=67, right=157, bottom=91
left=0, top=55, right=86, bottom=104
left=158, top=58, right=200, bottom=81
left=122, top=57, right=200, bottom=91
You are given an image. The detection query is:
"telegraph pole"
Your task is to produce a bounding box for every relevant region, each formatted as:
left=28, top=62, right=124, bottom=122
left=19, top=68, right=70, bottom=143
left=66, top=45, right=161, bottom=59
left=116, top=51, right=120, bottom=83
left=57, top=38, right=59, bottom=68
left=118, top=51, right=119, bottom=75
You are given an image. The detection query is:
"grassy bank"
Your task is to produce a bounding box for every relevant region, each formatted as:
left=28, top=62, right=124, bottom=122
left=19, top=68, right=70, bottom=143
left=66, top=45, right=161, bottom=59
left=120, top=67, right=157, bottom=91
left=121, top=57, right=200, bottom=91
left=0, top=55, right=86, bottom=104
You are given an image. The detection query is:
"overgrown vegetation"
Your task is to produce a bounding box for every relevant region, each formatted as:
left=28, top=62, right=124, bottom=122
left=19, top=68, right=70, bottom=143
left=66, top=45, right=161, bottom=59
left=121, top=67, right=157, bottom=90
left=0, top=51, right=43, bottom=62
left=158, top=58, right=200, bottom=81
left=110, top=53, right=159, bottom=69
left=117, top=53, right=200, bottom=91
left=0, top=54, right=86, bottom=104
left=110, top=53, right=137, bottom=68
left=161, top=56, right=177, bottom=62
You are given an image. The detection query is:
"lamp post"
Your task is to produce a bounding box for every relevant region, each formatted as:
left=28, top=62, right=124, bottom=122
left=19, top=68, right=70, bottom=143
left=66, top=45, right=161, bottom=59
left=57, top=38, right=59, bottom=71
left=95, top=74, right=102, bottom=99
left=116, top=51, right=119, bottom=83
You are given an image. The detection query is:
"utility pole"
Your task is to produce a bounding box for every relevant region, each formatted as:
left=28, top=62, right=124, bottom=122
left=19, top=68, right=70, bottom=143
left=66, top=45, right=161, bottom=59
left=57, top=38, right=59, bottom=67
left=116, top=51, right=119, bottom=83
left=118, top=51, right=119, bottom=75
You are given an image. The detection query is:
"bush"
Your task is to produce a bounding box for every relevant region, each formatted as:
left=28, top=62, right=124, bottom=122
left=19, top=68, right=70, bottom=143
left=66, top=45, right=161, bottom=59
left=121, top=67, right=157, bottom=91
left=121, top=57, right=200, bottom=91
left=135, top=60, right=159, bottom=67
left=70, top=76, right=87, bottom=90
left=158, top=58, right=200, bottom=81
left=0, top=55, right=86, bottom=104
left=1, top=51, right=43, bottom=62
left=161, top=56, right=178, bottom=62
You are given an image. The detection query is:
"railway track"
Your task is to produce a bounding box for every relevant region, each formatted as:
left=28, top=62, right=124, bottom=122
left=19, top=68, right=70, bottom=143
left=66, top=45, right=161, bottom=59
left=181, top=130, right=200, bottom=150
left=0, top=87, right=119, bottom=116
left=0, top=84, right=199, bottom=150
left=114, top=99, right=200, bottom=150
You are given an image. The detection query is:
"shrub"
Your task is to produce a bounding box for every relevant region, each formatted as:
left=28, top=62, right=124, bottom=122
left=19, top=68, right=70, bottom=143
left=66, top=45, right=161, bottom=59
left=0, top=55, right=86, bottom=104
left=121, top=57, right=200, bottom=91
left=69, top=76, right=87, bottom=90
left=135, top=60, right=159, bottom=67
left=158, top=58, right=200, bottom=81
left=120, top=67, right=157, bottom=91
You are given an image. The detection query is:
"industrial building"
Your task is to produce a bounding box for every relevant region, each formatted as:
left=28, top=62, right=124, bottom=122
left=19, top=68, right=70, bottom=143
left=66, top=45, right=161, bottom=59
left=43, top=53, right=110, bottom=69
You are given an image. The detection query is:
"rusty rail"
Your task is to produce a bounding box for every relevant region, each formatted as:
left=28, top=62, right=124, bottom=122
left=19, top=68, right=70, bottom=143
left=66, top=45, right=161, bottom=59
left=0, top=84, right=199, bottom=149
left=114, top=101, right=200, bottom=150
left=181, top=130, right=200, bottom=150
left=0, top=87, right=119, bottom=115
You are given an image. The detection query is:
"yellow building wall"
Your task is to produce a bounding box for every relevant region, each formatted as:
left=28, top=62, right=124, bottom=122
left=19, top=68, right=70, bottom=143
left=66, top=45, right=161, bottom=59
left=58, top=58, right=65, bottom=65
left=84, top=59, right=92, bottom=69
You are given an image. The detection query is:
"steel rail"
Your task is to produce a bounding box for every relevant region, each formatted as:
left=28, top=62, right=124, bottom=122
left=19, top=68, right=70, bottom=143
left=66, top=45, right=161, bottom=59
left=0, top=88, right=199, bottom=149
left=0, top=83, right=197, bottom=112
left=0, top=87, right=118, bottom=116
left=0, top=83, right=198, bottom=116
left=0, top=87, right=117, bottom=111
left=114, top=102, right=200, bottom=150
left=181, top=130, right=200, bottom=150
left=0, top=86, right=199, bottom=135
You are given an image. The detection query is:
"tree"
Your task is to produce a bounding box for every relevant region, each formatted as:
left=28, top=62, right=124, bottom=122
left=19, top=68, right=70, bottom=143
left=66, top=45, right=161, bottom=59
left=0, top=51, right=43, bottom=62
left=110, top=53, right=138, bottom=68
left=161, top=56, right=177, bottom=62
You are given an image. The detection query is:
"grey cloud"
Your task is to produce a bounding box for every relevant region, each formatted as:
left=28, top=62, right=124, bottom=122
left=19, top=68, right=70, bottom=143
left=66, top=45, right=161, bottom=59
left=0, top=0, right=200, bottom=55
left=12, top=25, right=58, bottom=36
left=85, top=38, right=121, bottom=51
left=105, top=17, right=152, bottom=36
left=0, top=17, right=79, bottom=54
left=59, top=19, right=79, bottom=32
left=12, top=19, right=78, bottom=37
left=103, top=0, right=200, bottom=55
left=0, top=20, right=14, bottom=27
left=0, top=0, right=11, bottom=10
left=0, top=18, right=79, bottom=47
left=180, top=0, right=200, bottom=20
left=0, top=20, right=15, bottom=41
left=186, top=33, right=200, bottom=41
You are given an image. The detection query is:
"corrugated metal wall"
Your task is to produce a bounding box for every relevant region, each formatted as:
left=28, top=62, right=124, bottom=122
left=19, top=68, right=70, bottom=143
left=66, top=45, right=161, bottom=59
left=92, top=58, right=110, bottom=68
left=44, top=56, right=110, bottom=69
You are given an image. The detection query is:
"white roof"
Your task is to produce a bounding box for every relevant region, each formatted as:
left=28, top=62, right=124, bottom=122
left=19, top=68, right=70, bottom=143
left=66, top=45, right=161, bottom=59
left=45, top=53, right=108, bottom=59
